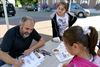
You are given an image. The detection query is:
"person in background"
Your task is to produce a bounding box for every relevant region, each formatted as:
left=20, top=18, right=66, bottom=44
left=51, top=2, right=77, bottom=40
left=63, top=26, right=100, bottom=67
left=0, top=16, right=45, bottom=66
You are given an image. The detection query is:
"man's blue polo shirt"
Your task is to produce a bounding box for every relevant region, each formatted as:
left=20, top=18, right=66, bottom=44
left=0, top=26, right=41, bottom=58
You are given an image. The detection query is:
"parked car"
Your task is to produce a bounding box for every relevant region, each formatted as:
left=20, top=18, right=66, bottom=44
left=0, top=3, right=16, bottom=17
left=70, top=3, right=90, bottom=17
left=25, top=4, right=38, bottom=11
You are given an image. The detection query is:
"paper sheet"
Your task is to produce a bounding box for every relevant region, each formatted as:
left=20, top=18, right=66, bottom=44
left=12, top=52, right=44, bottom=67
left=54, top=42, right=73, bottom=62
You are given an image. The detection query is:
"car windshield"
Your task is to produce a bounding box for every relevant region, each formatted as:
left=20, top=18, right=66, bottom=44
left=71, top=3, right=83, bottom=9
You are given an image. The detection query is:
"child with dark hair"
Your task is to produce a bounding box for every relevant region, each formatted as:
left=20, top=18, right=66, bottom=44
left=51, top=2, right=77, bottom=40
left=63, top=26, right=100, bottom=67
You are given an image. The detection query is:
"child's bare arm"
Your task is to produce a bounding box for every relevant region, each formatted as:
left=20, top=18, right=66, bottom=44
left=62, top=63, right=67, bottom=67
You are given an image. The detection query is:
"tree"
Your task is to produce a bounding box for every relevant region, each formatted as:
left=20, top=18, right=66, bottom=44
left=15, top=0, right=38, bottom=7
left=15, top=0, right=22, bottom=7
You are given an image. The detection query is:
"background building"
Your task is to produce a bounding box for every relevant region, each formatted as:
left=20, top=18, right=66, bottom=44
left=72, top=0, right=100, bottom=8
left=39, top=0, right=100, bottom=8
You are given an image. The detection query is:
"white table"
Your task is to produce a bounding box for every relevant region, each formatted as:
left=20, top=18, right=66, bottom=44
left=2, top=40, right=71, bottom=67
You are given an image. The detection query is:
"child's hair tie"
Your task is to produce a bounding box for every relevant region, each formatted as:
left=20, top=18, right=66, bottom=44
left=82, top=26, right=91, bottom=36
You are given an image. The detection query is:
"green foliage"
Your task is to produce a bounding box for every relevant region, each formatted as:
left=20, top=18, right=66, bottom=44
left=15, top=0, right=22, bottom=7
left=15, top=0, right=38, bottom=6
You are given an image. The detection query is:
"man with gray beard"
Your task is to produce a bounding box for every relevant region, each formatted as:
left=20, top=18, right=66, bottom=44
left=0, top=16, right=45, bottom=67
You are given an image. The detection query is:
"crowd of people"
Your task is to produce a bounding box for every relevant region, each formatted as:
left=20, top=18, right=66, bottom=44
left=0, top=2, right=100, bottom=67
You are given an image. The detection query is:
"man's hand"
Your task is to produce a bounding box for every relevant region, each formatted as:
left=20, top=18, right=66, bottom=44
left=13, top=59, right=23, bottom=67
left=97, top=49, right=100, bottom=56
left=23, top=48, right=33, bottom=55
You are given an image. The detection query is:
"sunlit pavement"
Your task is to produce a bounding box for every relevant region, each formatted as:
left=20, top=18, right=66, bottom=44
left=0, top=16, right=100, bottom=40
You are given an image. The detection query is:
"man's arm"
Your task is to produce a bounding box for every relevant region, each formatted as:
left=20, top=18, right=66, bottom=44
left=23, top=38, right=45, bottom=55
left=0, top=51, right=16, bottom=64
left=0, top=51, right=23, bottom=67
left=30, top=37, right=45, bottom=50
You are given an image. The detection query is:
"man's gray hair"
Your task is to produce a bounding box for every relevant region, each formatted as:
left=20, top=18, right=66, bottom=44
left=20, top=16, right=35, bottom=25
